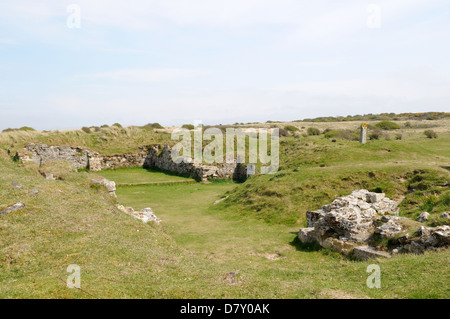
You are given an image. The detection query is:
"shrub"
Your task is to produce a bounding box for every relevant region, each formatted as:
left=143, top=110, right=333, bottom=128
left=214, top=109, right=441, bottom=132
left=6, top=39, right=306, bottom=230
left=307, top=127, right=321, bottom=136
left=101, top=124, right=109, bottom=128
left=2, top=127, right=35, bottom=133
left=395, top=134, right=403, bottom=140
left=278, top=128, right=289, bottom=137
left=375, top=121, right=401, bottom=130
left=404, top=122, right=412, bottom=128
left=324, top=130, right=339, bottom=138
left=146, top=123, right=164, bottom=129
left=424, top=130, right=437, bottom=139
left=324, top=129, right=358, bottom=141
left=284, top=125, right=299, bottom=133
left=369, top=132, right=380, bottom=140
left=81, top=127, right=91, bottom=133
left=19, top=126, right=35, bottom=131
left=182, top=124, right=195, bottom=130
left=112, top=123, right=122, bottom=128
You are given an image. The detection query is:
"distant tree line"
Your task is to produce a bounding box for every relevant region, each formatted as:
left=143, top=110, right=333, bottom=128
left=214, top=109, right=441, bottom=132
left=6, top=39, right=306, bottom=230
left=294, top=112, right=449, bottom=123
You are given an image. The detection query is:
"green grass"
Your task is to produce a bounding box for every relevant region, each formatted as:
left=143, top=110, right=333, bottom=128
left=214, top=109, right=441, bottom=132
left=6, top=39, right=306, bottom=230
left=0, top=126, right=449, bottom=299
left=113, top=176, right=449, bottom=299
left=97, top=167, right=192, bottom=185
left=221, top=131, right=450, bottom=226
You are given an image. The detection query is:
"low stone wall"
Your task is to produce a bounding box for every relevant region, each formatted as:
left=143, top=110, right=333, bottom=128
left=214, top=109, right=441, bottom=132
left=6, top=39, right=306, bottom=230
left=16, top=144, right=148, bottom=172
left=16, top=143, right=246, bottom=181
left=17, top=144, right=91, bottom=170
left=89, top=147, right=148, bottom=171
left=143, top=145, right=239, bottom=181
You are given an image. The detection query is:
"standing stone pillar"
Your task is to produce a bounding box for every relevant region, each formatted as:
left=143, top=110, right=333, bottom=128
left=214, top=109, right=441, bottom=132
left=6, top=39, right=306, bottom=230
left=360, top=123, right=367, bottom=144
left=247, top=164, right=256, bottom=177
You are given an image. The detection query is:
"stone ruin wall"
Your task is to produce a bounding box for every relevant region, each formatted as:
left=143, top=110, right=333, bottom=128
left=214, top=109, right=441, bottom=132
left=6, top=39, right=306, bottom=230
left=16, top=143, right=246, bottom=181
left=16, top=144, right=148, bottom=172
left=142, top=144, right=240, bottom=181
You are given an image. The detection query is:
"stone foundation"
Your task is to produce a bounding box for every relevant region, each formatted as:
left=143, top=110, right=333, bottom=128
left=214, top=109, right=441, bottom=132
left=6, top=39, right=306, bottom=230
left=143, top=144, right=240, bottom=181
left=16, top=144, right=148, bottom=172
left=16, top=143, right=246, bottom=182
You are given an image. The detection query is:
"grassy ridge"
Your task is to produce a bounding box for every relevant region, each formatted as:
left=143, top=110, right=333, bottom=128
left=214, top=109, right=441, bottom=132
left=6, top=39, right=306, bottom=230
left=297, top=111, right=450, bottom=122
left=219, top=132, right=450, bottom=225
left=0, top=126, right=173, bottom=155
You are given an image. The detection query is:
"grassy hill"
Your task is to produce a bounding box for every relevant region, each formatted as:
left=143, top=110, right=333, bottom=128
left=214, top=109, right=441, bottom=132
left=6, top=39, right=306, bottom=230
left=0, top=117, right=449, bottom=298
left=220, top=127, right=450, bottom=225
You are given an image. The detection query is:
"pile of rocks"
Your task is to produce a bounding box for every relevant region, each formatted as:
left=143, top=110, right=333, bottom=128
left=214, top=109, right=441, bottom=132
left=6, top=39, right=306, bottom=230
left=298, top=189, right=449, bottom=260
left=117, top=205, right=161, bottom=224
left=395, top=225, right=450, bottom=254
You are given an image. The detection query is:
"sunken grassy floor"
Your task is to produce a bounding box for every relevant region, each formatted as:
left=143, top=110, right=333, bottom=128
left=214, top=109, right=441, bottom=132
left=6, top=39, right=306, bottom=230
left=98, top=167, right=193, bottom=185
left=112, top=169, right=449, bottom=299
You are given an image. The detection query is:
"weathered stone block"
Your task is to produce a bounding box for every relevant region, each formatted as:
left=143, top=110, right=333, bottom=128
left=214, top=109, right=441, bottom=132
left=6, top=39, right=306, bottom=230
left=0, top=202, right=25, bottom=216
left=298, top=227, right=317, bottom=243
left=366, top=192, right=385, bottom=203
left=353, top=246, right=391, bottom=260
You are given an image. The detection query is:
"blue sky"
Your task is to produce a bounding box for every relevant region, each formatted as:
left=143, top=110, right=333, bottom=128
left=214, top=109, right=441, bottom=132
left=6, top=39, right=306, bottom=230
left=0, top=0, right=449, bottom=130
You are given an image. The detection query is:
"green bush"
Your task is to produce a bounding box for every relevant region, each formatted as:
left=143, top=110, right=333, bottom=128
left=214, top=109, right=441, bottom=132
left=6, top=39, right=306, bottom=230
left=424, top=130, right=437, bottom=139
left=375, top=121, right=402, bottom=130
left=19, top=126, right=35, bottom=131
left=2, top=127, right=35, bottom=133
left=307, top=127, right=321, bottom=136
left=284, top=125, right=299, bottom=133
left=182, top=124, right=195, bottom=130
left=278, top=128, right=289, bottom=137
left=324, top=129, right=358, bottom=141
left=146, top=123, right=164, bottom=129
left=81, top=127, right=91, bottom=133
left=112, top=123, right=123, bottom=128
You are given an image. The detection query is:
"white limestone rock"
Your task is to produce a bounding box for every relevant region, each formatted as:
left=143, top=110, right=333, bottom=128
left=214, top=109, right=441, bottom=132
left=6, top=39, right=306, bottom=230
left=417, top=212, right=430, bottom=222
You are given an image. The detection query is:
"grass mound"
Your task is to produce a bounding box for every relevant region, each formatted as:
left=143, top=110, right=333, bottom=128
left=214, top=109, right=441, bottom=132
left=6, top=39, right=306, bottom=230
left=219, top=167, right=412, bottom=225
